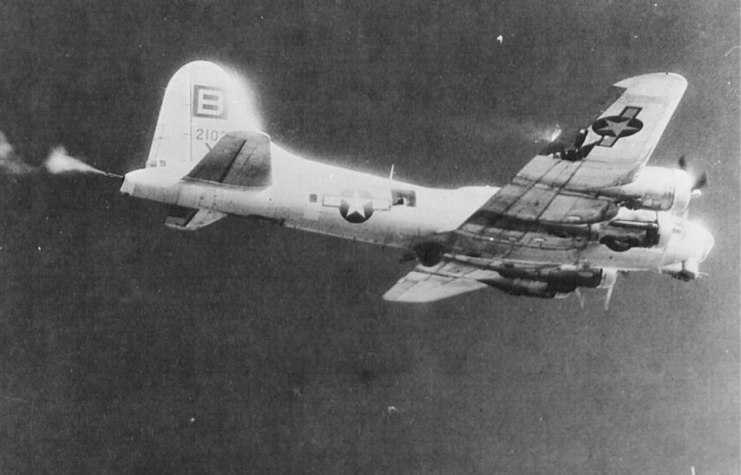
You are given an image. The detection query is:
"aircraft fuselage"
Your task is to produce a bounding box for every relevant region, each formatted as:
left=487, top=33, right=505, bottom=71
left=121, top=142, right=712, bottom=275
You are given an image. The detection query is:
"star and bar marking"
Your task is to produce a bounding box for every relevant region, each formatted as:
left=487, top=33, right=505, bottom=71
left=340, top=190, right=374, bottom=223
left=591, top=106, right=643, bottom=147
left=322, top=189, right=390, bottom=224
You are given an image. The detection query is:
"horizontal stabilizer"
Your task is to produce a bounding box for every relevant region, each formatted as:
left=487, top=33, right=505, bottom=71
left=186, top=131, right=271, bottom=187
left=165, top=206, right=226, bottom=231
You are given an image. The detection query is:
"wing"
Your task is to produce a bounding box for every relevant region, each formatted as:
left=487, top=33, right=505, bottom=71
left=383, top=258, right=581, bottom=302
left=455, top=73, right=687, bottom=260
left=384, top=74, right=687, bottom=303
left=519, top=73, right=688, bottom=192
left=383, top=262, right=490, bottom=302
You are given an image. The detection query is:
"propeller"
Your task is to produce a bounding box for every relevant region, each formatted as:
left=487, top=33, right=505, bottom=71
left=678, top=154, right=688, bottom=169
left=573, top=269, right=619, bottom=310
left=678, top=155, right=709, bottom=194
left=692, top=170, right=708, bottom=192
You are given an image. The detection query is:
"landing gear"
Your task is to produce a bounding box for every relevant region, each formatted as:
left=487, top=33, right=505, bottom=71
left=413, top=242, right=447, bottom=267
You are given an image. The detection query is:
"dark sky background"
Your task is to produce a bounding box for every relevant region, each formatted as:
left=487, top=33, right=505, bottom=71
left=1, top=1, right=739, bottom=474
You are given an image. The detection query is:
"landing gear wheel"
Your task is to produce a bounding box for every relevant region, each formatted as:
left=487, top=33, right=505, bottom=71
left=413, top=242, right=446, bottom=267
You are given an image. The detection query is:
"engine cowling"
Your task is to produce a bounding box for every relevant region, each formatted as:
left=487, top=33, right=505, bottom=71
left=483, top=268, right=605, bottom=299
left=604, top=166, right=693, bottom=212
left=595, top=208, right=662, bottom=252
left=483, top=277, right=559, bottom=299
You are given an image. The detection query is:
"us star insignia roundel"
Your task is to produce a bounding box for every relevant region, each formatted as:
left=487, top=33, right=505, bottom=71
left=339, top=189, right=374, bottom=223
left=592, top=106, right=643, bottom=147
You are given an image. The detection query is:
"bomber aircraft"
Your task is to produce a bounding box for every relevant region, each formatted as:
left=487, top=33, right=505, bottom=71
left=120, top=61, right=714, bottom=307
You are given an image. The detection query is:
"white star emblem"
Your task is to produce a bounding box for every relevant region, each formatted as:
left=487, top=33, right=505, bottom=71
left=343, top=191, right=369, bottom=219
left=596, top=118, right=639, bottom=137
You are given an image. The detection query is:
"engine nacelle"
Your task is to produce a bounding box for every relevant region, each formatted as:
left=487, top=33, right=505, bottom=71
left=483, top=268, right=605, bottom=299
left=483, top=277, right=559, bottom=299
left=603, top=166, right=693, bottom=212
left=595, top=208, right=662, bottom=252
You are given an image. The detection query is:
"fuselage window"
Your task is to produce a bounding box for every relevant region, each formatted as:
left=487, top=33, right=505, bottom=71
left=391, top=189, right=416, bottom=207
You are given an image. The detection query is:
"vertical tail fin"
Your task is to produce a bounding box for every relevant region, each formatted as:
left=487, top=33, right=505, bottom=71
left=146, top=61, right=261, bottom=175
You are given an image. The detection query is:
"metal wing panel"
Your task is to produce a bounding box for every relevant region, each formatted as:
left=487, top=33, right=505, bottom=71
left=583, top=73, right=687, bottom=166
left=519, top=73, right=687, bottom=191
left=538, top=193, right=615, bottom=223
left=382, top=263, right=491, bottom=303
left=505, top=185, right=560, bottom=221
left=566, top=73, right=687, bottom=189
left=463, top=185, right=616, bottom=230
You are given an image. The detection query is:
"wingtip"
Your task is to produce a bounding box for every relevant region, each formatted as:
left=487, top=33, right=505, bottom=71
left=614, top=72, right=688, bottom=95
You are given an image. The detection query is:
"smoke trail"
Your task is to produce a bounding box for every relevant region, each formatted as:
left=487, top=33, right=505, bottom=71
left=0, top=131, right=110, bottom=178
left=0, top=131, right=36, bottom=175
left=43, top=146, right=108, bottom=176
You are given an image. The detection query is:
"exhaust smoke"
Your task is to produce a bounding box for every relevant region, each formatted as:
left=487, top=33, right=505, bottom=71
left=0, top=131, right=35, bottom=176
left=43, top=146, right=109, bottom=176
left=0, top=131, right=118, bottom=178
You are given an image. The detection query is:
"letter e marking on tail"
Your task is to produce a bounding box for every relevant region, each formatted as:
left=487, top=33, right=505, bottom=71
left=193, top=85, right=227, bottom=119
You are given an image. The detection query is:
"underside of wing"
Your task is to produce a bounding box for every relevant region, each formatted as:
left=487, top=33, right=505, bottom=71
left=384, top=258, right=609, bottom=303
left=383, top=262, right=490, bottom=302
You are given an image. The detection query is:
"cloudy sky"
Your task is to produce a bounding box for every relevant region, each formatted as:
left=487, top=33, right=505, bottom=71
left=0, top=1, right=738, bottom=474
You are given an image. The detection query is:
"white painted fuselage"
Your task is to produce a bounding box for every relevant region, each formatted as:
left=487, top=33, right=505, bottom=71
left=121, top=142, right=713, bottom=275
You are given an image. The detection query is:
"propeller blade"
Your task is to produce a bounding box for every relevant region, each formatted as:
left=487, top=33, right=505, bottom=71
left=678, top=154, right=688, bottom=170
left=598, top=269, right=619, bottom=310
left=693, top=171, right=708, bottom=191
left=604, top=282, right=615, bottom=310
left=575, top=288, right=586, bottom=309
left=678, top=155, right=708, bottom=193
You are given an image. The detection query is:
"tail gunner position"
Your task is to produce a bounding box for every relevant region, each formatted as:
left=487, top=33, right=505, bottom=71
left=120, top=61, right=714, bottom=307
